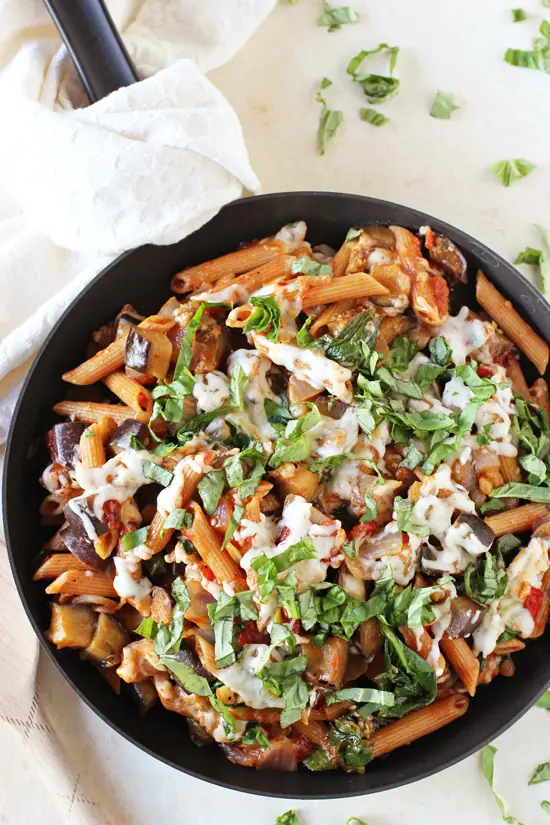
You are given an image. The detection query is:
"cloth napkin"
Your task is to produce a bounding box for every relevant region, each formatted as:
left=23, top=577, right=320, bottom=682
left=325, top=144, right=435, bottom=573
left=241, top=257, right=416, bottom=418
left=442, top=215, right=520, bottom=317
left=0, top=0, right=277, bottom=444
left=0, top=1, right=275, bottom=821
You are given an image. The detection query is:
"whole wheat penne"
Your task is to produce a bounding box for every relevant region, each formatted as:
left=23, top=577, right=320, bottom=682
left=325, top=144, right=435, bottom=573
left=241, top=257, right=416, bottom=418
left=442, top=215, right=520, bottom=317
left=476, top=271, right=549, bottom=374
left=531, top=378, right=550, bottom=420
left=184, top=502, right=247, bottom=589
left=33, top=553, right=92, bottom=580
left=439, top=637, right=479, bottom=697
left=171, top=242, right=284, bottom=294
left=191, top=255, right=294, bottom=304
left=79, top=416, right=116, bottom=468
left=369, top=694, right=470, bottom=758
left=103, top=371, right=153, bottom=421
left=493, top=639, right=526, bottom=654
left=62, top=316, right=176, bottom=385
left=53, top=400, right=136, bottom=425
left=230, top=702, right=352, bottom=724
left=44, top=523, right=69, bottom=550
left=194, top=636, right=217, bottom=675
left=225, top=542, right=243, bottom=565
left=531, top=566, right=550, bottom=638
left=505, top=356, right=531, bottom=400
left=45, top=570, right=117, bottom=597
left=499, top=455, right=522, bottom=484
left=302, top=272, right=389, bottom=307
left=485, top=503, right=550, bottom=536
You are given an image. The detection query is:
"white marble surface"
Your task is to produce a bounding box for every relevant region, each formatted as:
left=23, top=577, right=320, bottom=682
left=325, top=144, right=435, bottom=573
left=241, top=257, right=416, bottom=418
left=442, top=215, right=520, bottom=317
left=4, top=0, right=550, bottom=822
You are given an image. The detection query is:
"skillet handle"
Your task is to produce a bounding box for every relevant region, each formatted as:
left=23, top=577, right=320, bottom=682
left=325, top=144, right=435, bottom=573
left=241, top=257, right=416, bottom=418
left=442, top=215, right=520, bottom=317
left=43, top=0, right=139, bottom=102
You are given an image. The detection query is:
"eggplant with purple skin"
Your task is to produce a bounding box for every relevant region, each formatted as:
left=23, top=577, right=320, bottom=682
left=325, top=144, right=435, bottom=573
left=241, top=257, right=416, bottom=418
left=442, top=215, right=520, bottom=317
left=108, top=419, right=150, bottom=451
left=130, top=678, right=159, bottom=715
left=46, top=422, right=86, bottom=468
left=426, top=234, right=468, bottom=283
left=453, top=513, right=495, bottom=552
left=124, top=327, right=172, bottom=380
left=174, top=644, right=214, bottom=683
left=63, top=499, right=108, bottom=570
left=82, top=613, right=129, bottom=667
left=115, top=304, right=144, bottom=340
left=445, top=595, right=485, bottom=639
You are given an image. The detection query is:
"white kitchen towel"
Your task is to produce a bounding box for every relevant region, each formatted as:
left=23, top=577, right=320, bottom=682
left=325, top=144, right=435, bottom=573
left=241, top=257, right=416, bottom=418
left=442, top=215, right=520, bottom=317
left=0, top=0, right=277, bottom=443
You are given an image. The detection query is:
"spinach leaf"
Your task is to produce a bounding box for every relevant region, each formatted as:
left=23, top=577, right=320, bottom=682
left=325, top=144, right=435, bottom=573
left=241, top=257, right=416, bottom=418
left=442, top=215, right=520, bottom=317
left=376, top=624, right=437, bottom=717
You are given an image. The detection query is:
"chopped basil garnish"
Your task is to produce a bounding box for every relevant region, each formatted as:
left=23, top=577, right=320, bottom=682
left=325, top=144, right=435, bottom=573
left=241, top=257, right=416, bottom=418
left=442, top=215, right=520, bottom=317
left=430, top=90, right=459, bottom=119
left=360, top=489, right=377, bottom=523
left=464, top=553, right=508, bottom=605
left=492, top=158, right=536, bottom=187
left=291, top=257, right=332, bottom=276
left=529, top=762, right=550, bottom=785
left=221, top=503, right=245, bottom=550
left=504, top=19, right=550, bottom=72
left=347, top=43, right=400, bottom=104
left=160, top=655, right=235, bottom=735
left=316, top=79, right=343, bottom=155
left=359, top=107, right=389, bottom=126
left=163, top=509, right=189, bottom=530
left=121, top=526, right=148, bottom=552
left=197, top=470, right=225, bottom=516
left=328, top=717, right=373, bottom=772
left=142, top=460, right=174, bottom=487
left=490, top=482, right=550, bottom=502
left=511, top=8, right=529, bottom=21
left=317, top=0, right=358, bottom=31
left=229, top=364, right=247, bottom=409
left=536, top=690, right=550, bottom=709
left=242, top=723, right=269, bottom=748
left=308, top=453, right=359, bottom=474
left=244, top=296, right=281, bottom=342
left=481, top=745, right=524, bottom=825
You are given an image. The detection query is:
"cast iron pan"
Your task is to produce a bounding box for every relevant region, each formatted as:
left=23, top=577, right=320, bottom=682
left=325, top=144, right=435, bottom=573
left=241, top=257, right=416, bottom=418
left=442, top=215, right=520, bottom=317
left=4, top=0, right=550, bottom=799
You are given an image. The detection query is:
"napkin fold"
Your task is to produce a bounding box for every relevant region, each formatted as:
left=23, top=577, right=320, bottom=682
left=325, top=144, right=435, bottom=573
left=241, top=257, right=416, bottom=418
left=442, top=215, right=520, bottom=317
left=0, top=0, right=277, bottom=442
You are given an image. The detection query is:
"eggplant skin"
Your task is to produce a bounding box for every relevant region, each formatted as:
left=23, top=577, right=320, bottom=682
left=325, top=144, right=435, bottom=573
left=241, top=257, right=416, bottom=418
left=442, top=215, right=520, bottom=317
left=427, top=234, right=468, bottom=283
left=124, top=327, right=151, bottom=372
left=46, top=422, right=86, bottom=468
left=109, top=419, right=150, bottom=450
left=453, top=513, right=495, bottom=550
left=175, top=645, right=213, bottom=682
left=62, top=502, right=108, bottom=570
left=446, top=596, right=485, bottom=639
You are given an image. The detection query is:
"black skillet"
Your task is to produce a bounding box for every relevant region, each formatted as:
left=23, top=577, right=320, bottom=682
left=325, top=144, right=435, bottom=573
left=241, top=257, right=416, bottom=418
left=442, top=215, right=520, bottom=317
left=4, top=0, right=550, bottom=799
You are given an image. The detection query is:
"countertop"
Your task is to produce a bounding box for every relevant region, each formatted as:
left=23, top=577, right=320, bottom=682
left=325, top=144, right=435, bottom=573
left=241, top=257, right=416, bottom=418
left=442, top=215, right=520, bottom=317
left=4, top=0, right=550, bottom=822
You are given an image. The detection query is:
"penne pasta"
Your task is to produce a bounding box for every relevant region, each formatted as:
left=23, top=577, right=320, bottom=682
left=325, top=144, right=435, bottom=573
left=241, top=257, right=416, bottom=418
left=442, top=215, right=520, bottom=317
left=505, top=356, right=531, bottom=401
left=293, top=720, right=332, bottom=749
left=184, top=502, right=247, bottom=589
left=45, top=570, right=117, bottom=597
left=476, top=271, right=549, bottom=374
left=191, top=255, right=294, bottom=304
left=377, top=316, right=413, bottom=360
left=171, top=241, right=285, bottom=294
left=103, top=371, right=153, bottom=421
left=499, top=455, right=522, bottom=484
left=531, top=378, right=550, bottom=421
left=33, top=553, right=92, bottom=580
left=308, top=302, right=352, bottom=337
left=194, top=636, right=217, bottom=675
left=53, top=400, right=136, bottom=425
left=301, top=271, right=389, bottom=307
left=439, top=637, right=479, bottom=697
left=369, top=694, right=470, bottom=758
left=493, top=639, right=526, bottom=654
left=331, top=243, right=351, bottom=279
left=43, top=523, right=69, bottom=551
left=485, top=503, right=550, bottom=537
left=79, top=416, right=116, bottom=469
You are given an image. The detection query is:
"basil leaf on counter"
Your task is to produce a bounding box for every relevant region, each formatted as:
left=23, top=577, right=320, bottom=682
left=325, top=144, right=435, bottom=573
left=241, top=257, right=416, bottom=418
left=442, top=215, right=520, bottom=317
left=316, top=80, right=343, bottom=155
left=359, top=107, right=389, bottom=126
left=430, top=90, right=459, bottom=119
left=536, top=690, right=550, bottom=709
left=275, top=812, right=302, bottom=825
left=481, top=745, right=525, bottom=825
left=347, top=43, right=400, bottom=104
left=511, top=8, right=529, bottom=20
left=492, top=158, right=536, bottom=187
left=530, top=762, right=550, bottom=785
left=541, top=801, right=550, bottom=815
left=317, top=0, right=358, bottom=31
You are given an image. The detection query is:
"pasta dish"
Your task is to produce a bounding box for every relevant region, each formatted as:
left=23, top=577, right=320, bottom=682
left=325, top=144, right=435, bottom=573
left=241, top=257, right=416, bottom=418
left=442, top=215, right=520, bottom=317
left=35, top=221, right=550, bottom=772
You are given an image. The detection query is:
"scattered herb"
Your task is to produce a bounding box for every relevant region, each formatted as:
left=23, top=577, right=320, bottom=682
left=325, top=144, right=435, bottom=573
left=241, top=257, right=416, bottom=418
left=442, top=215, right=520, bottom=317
left=359, top=107, right=389, bottom=126
left=511, top=8, right=529, bottom=21
left=163, top=509, right=189, bottom=530
left=430, top=90, right=459, bottom=119
left=536, top=691, right=550, bottom=709
left=530, top=762, right=550, bottom=785
left=481, top=745, right=524, bottom=825
left=464, top=553, right=508, bottom=605
left=542, top=801, right=550, bottom=815
left=242, top=723, right=269, bottom=748
left=347, top=43, right=400, bottom=104
left=316, top=79, right=343, bottom=155
left=121, top=526, right=148, bottom=552
left=490, top=482, right=550, bottom=503
left=142, top=460, right=174, bottom=487
left=492, top=158, right=536, bottom=187
left=244, top=296, right=281, bottom=342
left=274, top=811, right=302, bottom=825
left=197, top=470, right=225, bottom=516
left=317, top=0, right=358, bottom=32
left=221, top=503, right=245, bottom=550
left=291, top=257, right=332, bottom=276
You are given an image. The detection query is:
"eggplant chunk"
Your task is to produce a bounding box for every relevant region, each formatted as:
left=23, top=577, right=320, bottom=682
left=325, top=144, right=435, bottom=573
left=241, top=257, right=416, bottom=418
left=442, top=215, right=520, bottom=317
left=187, top=718, right=214, bottom=746
left=445, top=596, right=485, bottom=639
left=175, top=644, right=214, bottom=682
left=82, top=613, right=129, bottom=667
left=63, top=501, right=108, bottom=570
left=356, top=617, right=384, bottom=661
left=115, top=304, right=144, bottom=340
left=109, top=419, right=150, bottom=450
left=303, top=637, right=349, bottom=689
left=427, top=234, right=468, bottom=283
left=453, top=513, right=495, bottom=552
left=124, top=327, right=172, bottom=379
left=130, top=678, right=159, bottom=715
left=46, top=603, right=96, bottom=649
left=46, top=422, right=86, bottom=468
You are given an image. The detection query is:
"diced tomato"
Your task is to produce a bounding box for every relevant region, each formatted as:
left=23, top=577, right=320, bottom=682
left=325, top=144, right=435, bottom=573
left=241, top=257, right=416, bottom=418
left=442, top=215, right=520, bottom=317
left=350, top=521, right=378, bottom=540
left=238, top=620, right=270, bottom=647
left=288, top=619, right=302, bottom=635
left=477, top=364, right=494, bottom=378
left=201, top=565, right=215, bottom=582
left=138, top=392, right=149, bottom=411
left=525, top=585, right=545, bottom=618
left=278, top=526, right=291, bottom=543
left=424, top=228, right=435, bottom=250
left=103, top=500, right=120, bottom=531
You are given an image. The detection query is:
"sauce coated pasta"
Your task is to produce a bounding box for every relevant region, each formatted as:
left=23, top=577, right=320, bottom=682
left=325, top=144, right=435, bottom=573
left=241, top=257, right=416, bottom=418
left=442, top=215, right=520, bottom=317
left=36, top=222, right=550, bottom=772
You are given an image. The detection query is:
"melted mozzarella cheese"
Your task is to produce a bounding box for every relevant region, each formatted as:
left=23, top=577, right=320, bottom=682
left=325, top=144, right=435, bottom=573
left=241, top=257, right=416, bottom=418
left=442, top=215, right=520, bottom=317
left=251, top=333, right=353, bottom=403
left=274, top=221, right=307, bottom=252
left=442, top=376, right=473, bottom=411
left=74, top=449, right=154, bottom=521
left=436, top=306, right=490, bottom=366
left=156, top=454, right=209, bottom=518
left=216, top=644, right=285, bottom=709
left=368, top=247, right=394, bottom=268
left=309, top=407, right=359, bottom=459
left=192, top=283, right=250, bottom=305
left=474, top=366, right=517, bottom=456
left=192, top=371, right=230, bottom=413
left=227, top=349, right=278, bottom=443
left=113, top=556, right=152, bottom=601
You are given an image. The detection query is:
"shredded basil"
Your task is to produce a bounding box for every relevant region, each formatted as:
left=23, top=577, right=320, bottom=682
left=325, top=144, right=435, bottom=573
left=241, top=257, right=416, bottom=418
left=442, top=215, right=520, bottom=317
left=492, top=158, right=536, bottom=187
left=244, top=296, right=281, bottom=342
left=359, top=107, right=389, bottom=126
left=142, top=460, right=174, bottom=487
left=430, top=90, right=459, bottom=119
left=536, top=690, right=550, bottom=709
left=490, top=482, right=550, bottom=502
left=511, top=8, right=529, bottom=21
left=316, top=79, right=343, bottom=155
left=481, top=745, right=525, bottom=825
left=347, top=43, right=400, bottom=104
left=121, top=526, right=148, bottom=552
left=317, top=0, right=358, bottom=31
left=163, top=509, right=189, bottom=530
left=197, top=470, right=225, bottom=516
left=221, top=503, right=245, bottom=550
left=291, top=257, right=332, bottom=276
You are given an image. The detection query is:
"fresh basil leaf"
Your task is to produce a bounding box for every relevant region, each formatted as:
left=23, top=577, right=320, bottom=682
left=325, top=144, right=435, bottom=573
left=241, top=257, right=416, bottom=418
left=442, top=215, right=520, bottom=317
left=173, top=302, right=226, bottom=379
left=135, top=617, right=158, bottom=639
left=264, top=396, right=294, bottom=426
left=360, top=489, right=377, bottom=523
left=492, top=158, right=536, bottom=187
left=328, top=687, right=394, bottom=707
left=159, top=656, right=212, bottom=695
left=303, top=748, right=337, bottom=771
left=536, top=691, right=550, bottom=709
left=345, top=227, right=362, bottom=241
left=142, top=460, right=174, bottom=487
left=390, top=336, right=418, bottom=370
left=341, top=540, right=357, bottom=559
left=236, top=590, right=259, bottom=621
left=504, top=47, right=545, bottom=69
left=481, top=745, right=525, bottom=825
left=347, top=43, right=400, bottom=104
left=122, top=526, right=148, bottom=552
left=296, top=317, right=319, bottom=347
left=221, top=503, right=245, bottom=550
left=480, top=499, right=506, bottom=514
left=269, top=435, right=310, bottom=468
left=228, top=364, right=247, bottom=410
left=316, top=84, right=343, bottom=155
left=496, top=534, right=522, bottom=556
left=356, top=401, right=376, bottom=437
left=196, top=470, right=225, bottom=516
left=213, top=616, right=237, bottom=669
left=244, top=296, right=281, bottom=342
left=519, top=453, right=547, bottom=484
left=323, top=310, right=378, bottom=368
left=177, top=406, right=232, bottom=441
left=464, top=554, right=508, bottom=605
left=393, top=496, right=431, bottom=537
left=242, top=723, right=269, bottom=748
left=317, top=0, right=358, bottom=31
left=275, top=811, right=302, bottom=825
left=162, top=509, right=188, bottom=531
left=530, top=763, right=550, bottom=785
left=329, top=716, right=373, bottom=772
left=272, top=538, right=317, bottom=572
left=291, top=257, right=332, bottom=276
left=490, top=482, right=550, bottom=502
left=511, top=8, right=529, bottom=21
left=359, top=107, right=389, bottom=126
left=280, top=673, right=310, bottom=728
left=430, top=90, right=459, bottom=119
left=251, top=554, right=278, bottom=601
left=270, top=622, right=297, bottom=653
left=377, top=624, right=437, bottom=717
left=376, top=366, right=424, bottom=400
left=277, top=570, right=298, bottom=604
left=308, top=453, right=359, bottom=474
left=541, top=801, right=550, bottom=815
left=152, top=577, right=190, bottom=656
left=399, top=443, right=424, bottom=470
